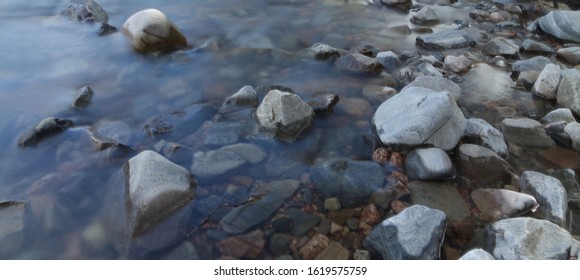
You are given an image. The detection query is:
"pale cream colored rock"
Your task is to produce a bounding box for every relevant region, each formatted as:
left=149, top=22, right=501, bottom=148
left=122, top=9, right=187, bottom=52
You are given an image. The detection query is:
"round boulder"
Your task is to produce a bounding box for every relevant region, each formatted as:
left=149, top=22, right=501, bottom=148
left=122, top=9, right=187, bottom=52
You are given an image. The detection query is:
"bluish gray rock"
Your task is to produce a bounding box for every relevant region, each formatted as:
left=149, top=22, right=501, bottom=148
left=191, top=149, right=247, bottom=182
left=72, top=86, right=94, bottom=110
left=411, top=6, right=440, bottom=25
left=459, top=249, right=495, bottom=260
left=500, top=118, right=556, bottom=148
left=520, top=171, right=568, bottom=226
left=297, top=43, right=338, bottom=60
left=444, top=55, right=471, bottom=73
left=565, top=122, right=580, bottom=151
left=416, top=30, right=476, bottom=50
left=408, top=181, right=470, bottom=222
left=520, top=39, right=554, bottom=54
left=363, top=205, right=447, bottom=260
left=557, top=75, right=580, bottom=116
left=405, top=148, right=454, bottom=180
left=512, top=56, right=550, bottom=73
left=224, top=85, right=258, bottom=107
left=309, top=158, right=384, bottom=208
left=256, top=90, right=314, bottom=143
left=538, top=11, right=580, bottom=43
left=220, top=180, right=300, bottom=234
left=335, top=53, right=383, bottom=74
left=142, top=103, right=216, bottom=139
left=220, top=143, right=267, bottom=165
left=463, top=118, right=509, bottom=158
left=375, top=51, right=402, bottom=73
left=541, top=108, right=576, bottom=124
left=202, top=121, right=243, bottom=147
left=372, top=87, right=466, bottom=151
left=557, top=47, right=580, bottom=65
left=471, top=189, right=538, bottom=220
left=532, top=63, right=561, bottom=100
left=483, top=37, right=519, bottom=57
left=416, top=62, right=443, bottom=77
left=18, top=117, right=73, bottom=147
left=467, top=217, right=577, bottom=259
left=403, top=76, right=462, bottom=101
left=456, top=144, right=511, bottom=187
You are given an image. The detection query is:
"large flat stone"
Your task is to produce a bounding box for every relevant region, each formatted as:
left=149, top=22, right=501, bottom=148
left=409, top=181, right=470, bottom=222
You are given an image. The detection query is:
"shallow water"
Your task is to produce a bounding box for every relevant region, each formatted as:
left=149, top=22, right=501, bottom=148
left=0, top=0, right=577, bottom=259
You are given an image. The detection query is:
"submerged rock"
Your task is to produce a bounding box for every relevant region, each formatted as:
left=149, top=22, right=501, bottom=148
left=404, top=148, right=454, bottom=180
left=72, top=86, right=94, bottom=110
left=122, top=9, right=188, bottom=52
left=18, top=117, right=73, bottom=147
left=416, top=30, right=476, bottom=51
left=223, top=85, right=259, bottom=107
left=463, top=118, right=509, bottom=158
left=297, top=43, right=338, bottom=60
left=471, top=189, right=539, bottom=220
left=520, top=171, right=568, bottom=226
left=372, top=86, right=466, bottom=151
left=335, top=53, right=383, bottom=75
left=363, top=205, right=447, bottom=260
left=557, top=47, right=580, bottom=65
left=520, top=39, right=553, bottom=54
left=538, top=11, right=580, bottom=43
left=142, top=103, right=216, bottom=139
left=456, top=144, right=511, bottom=187
left=500, top=118, right=556, bottom=148
left=191, top=149, right=247, bottom=182
left=380, top=0, right=412, bottom=10
left=408, top=181, right=470, bottom=222
left=375, top=51, right=402, bottom=73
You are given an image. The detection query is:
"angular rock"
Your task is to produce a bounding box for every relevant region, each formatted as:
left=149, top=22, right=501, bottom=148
left=467, top=217, right=578, bottom=259
left=62, top=0, right=109, bottom=23
left=403, top=76, right=462, bottom=101
left=511, top=56, right=550, bottom=73
left=500, top=118, right=556, bottom=148
left=409, top=181, right=470, bottom=222
left=285, top=208, right=321, bottom=236
left=72, top=86, right=94, bottom=110
left=142, top=103, right=216, bottom=139
left=305, top=94, right=340, bottom=114
left=520, top=39, right=554, bottom=54
left=315, top=242, right=350, bottom=260
left=471, top=189, right=539, bottom=220
left=372, top=87, right=466, bottom=151
left=557, top=47, right=580, bottom=65
left=416, top=30, right=475, bottom=50
left=375, top=51, right=402, bottom=73
left=255, top=90, right=314, bottom=143
left=125, top=150, right=196, bottom=237
left=217, top=230, right=265, bottom=258
left=444, top=55, right=471, bottom=73
left=456, top=144, right=511, bottom=187
left=565, top=122, right=580, bottom=151
left=363, top=205, right=447, bottom=260
left=309, top=158, right=384, bottom=208
left=520, top=171, right=567, bottom=226
left=18, top=117, right=73, bottom=147
left=299, top=233, right=330, bottom=260
left=0, top=201, right=26, bottom=257
left=532, top=63, right=561, bottom=100
left=335, top=53, right=383, bottom=75
left=122, top=9, right=188, bottom=52
left=416, top=62, right=442, bottom=77
left=541, top=108, right=576, bottom=124
left=405, top=148, right=454, bottom=180
left=538, top=11, right=580, bottom=44
left=483, top=37, right=519, bottom=57
left=411, top=7, right=440, bottom=25
left=517, top=71, right=540, bottom=90
left=381, top=0, right=412, bottom=10
left=220, top=180, right=300, bottom=234
left=297, top=43, right=338, bottom=60
left=224, top=85, right=258, bottom=107
left=459, top=249, right=495, bottom=260
left=191, top=149, right=246, bottom=182
left=557, top=75, right=580, bottom=116
left=463, top=118, right=509, bottom=158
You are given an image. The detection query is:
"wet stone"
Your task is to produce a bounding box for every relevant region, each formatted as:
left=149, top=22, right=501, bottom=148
left=517, top=71, right=540, bottom=90
left=360, top=203, right=381, bottom=226
left=220, top=143, right=267, bottom=165
left=402, top=76, right=462, bottom=101
left=72, top=86, right=94, bottom=110
left=501, top=118, right=556, bottom=148
left=269, top=234, right=292, bottom=256
left=463, top=118, right=509, bottom=158
left=520, top=171, right=568, bottom=227
left=532, top=63, right=560, bottom=100
left=444, top=55, right=471, bottom=73
left=459, top=249, right=495, bottom=260
left=142, top=103, right=216, bottom=139
left=557, top=47, right=580, bottom=65
left=153, top=140, right=193, bottom=165
left=404, top=147, right=454, bottom=180
left=557, top=75, right=580, bottom=116
left=380, top=0, right=412, bottom=10
left=202, top=122, right=243, bottom=147
left=315, top=242, right=349, bottom=260
left=456, top=144, right=511, bottom=188
left=224, top=85, right=258, bottom=108
left=363, top=205, right=447, bottom=260
left=256, top=90, right=314, bottom=143
left=191, top=149, right=246, bottom=182
left=483, top=37, right=519, bottom=57
left=305, top=94, right=340, bottom=114
left=371, top=189, right=395, bottom=211
left=538, top=11, right=580, bottom=44
left=335, top=53, right=383, bottom=75
left=18, top=117, right=73, bottom=147
left=160, top=241, right=199, bottom=260
left=471, top=189, right=539, bottom=221
left=297, top=43, right=339, bottom=60
left=122, top=9, right=188, bottom=52
left=542, top=108, right=575, bottom=124
left=324, top=198, right=341, bottom=211
left=217, top=229, right=265, bottom=259
left=409, top=181, right=470, bottom=222
left=271, top=214, right=294, bottom=233
left=299, top=233, right=330, bottom=260
left=375, top=51, right=402, bottom=73
left=469, top=9, right=489, bottom=22
left=416, top=30, right=475, bottom=51
left=511, top=56, right=550, bottom=73
left=285, top=208, right=321, bottom=236
left=565, top=122, right=580, bottom=151
left=520, top=39, right=553, bottom=54
left=94, top=120, right=135, bottom=147
left=416, top=62, right=442, bottom=77
left=411, top=7, right=440, bottom=25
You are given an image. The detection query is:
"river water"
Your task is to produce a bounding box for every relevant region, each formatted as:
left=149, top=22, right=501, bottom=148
left=0, top=0, right=576, bottom=259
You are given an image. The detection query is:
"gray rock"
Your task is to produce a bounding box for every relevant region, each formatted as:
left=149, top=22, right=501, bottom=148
left=416, top=30, right=476, bottom=50
left=547, top=169, right=580, bottom=197
left=565, top=122, right=580, bottom=151
left=363, top=205, right=447, bottom=260
left=142, top=103, right=216, bottom=139
left=512, top=56, right=551, bottom=73
left=122, top=9, right=187, bottom=52
left=467, top=217, right=577, bottom=259
left=18, top=117, right=73, bottom=147
left=202, top=122, right=243, bottom=147
left=520, top=39, right=554, bottom=54
left=541, top=108, right=576, bottom=124
left=470, top=10, right=489, bottom=22
left=409, top=181, right=470, bottom=222
left=557, top=47, right=580, bottom=65
left=517, top=71, right=540, bottom=90
left=444, top=55, right=471, bottom=73
left=255, top=90, right=314, bottom=143
left=125, top=150, right=196, bottom=238
left=224, top=85, right=258, bottom=107
left=403, top=76, right=462, bottom=101
left=456, top=144, right=511, bottom=187
left=297, top=43, right=338, bottom=60
left=94, top=120, right=135, bottom=147
left=305, top=94, right=340, bottom=114
left=309, top=158, right=384, bottom=208
left=191, top=149, right=246, bottom=182
left=532, top=63, right=561, bottom=100
left=372, top=87, right=466, bottom=151
left=557, top=75, right=580, bottom=115
left=220, top=143, right=267, bottom=165
left=335, top=53, right=383, bottom=75
left=500, top=118, right=556, bottom=147
left=459, top=249, right=495, bottom=260
left=538, top=11, right=580, bottom=43
left=520, top=171, right=568, bottom=226
left=464, top=118, right=509, bottom=158
left=0, top=201, right=26, bottom=257
left=153, top=140, right=193, bottom=165
left=220, top=180, right=300, bottom=234
left=411, top=7, right=440, bottom=25
left=62, top=0, right=109, bottom=23
left=375, top=51, right=402, bottom=73
left=471, top=189, right=539, bottom=220
left=405, top=148, right=454, bottom=180
left=72, top=86, right=94, bottom=110
left=285, top=208, right=321, bottom=236
left=546, top=121, right=572, bottom=148
left=416, top=62, right=443, bottom=77
left=381, top=0, right=412, bottom=10
left=483, top=37, right=519, bottom=57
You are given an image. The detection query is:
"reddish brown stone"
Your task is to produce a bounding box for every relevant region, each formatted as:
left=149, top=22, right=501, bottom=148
left=391, top=200, right=409, bottom=214
left=298, top=233, right=330, bottom=260
left=372, top=147, right=390, bottom=164
left=389, top=152, right=404, bottom=168
left=360, top=203, right=382, bottom=225
left=217, top=230, right=265, bottom=258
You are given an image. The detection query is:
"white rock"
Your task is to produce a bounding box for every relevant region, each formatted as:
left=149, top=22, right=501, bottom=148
left=532, top=63, right=561, bottom=100
left=444, top=55, right=471, bottom=73
left=122, top=9, right=187, bottom=52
